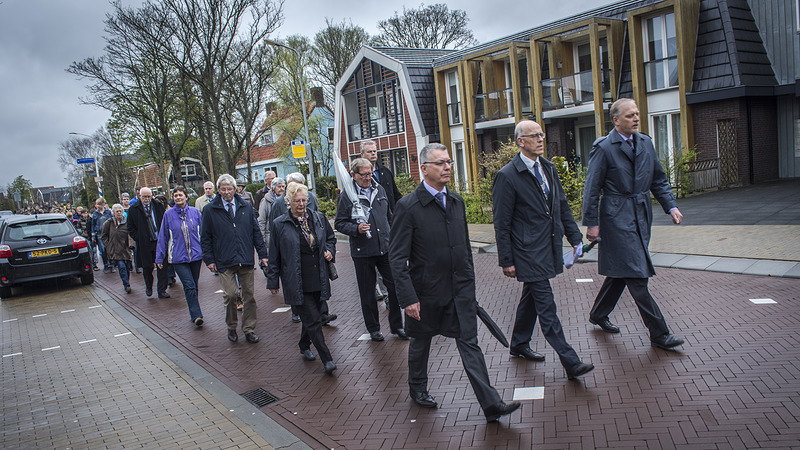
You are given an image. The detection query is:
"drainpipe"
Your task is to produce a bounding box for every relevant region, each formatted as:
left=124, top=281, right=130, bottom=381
left=746, top=97, right=754, bottom=185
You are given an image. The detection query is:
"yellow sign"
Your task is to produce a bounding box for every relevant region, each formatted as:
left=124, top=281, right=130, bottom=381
left=291, top=140, right=306, bottom=158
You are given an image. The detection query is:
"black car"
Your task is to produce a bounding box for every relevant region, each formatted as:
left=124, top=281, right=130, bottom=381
left=0, top=213, right=94, bottom=298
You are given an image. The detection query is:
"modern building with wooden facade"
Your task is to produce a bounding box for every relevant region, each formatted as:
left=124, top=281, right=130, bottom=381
left=431, top=0, right=800, bottom=191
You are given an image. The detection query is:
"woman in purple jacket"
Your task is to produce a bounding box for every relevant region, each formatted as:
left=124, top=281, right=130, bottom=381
left=156, top=186, right=204, bottom=326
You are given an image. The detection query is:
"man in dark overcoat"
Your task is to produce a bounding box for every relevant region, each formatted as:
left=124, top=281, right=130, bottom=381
left=127, top=187, right=168, bottom=297
left=493, top=119, right=594, bottom=379
left=389, top=143, right=520, bottom=423
left=582, top=98, right=685, bottom=350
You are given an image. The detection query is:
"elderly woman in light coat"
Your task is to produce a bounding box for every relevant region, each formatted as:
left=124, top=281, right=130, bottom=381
left=267, top=183, right=338, bottom=375
left=257, top=177, right=285, bottom=248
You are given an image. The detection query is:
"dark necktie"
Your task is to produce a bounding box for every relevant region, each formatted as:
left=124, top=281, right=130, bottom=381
left=226, top=202, right=234, bottom=219
left=628, top=138, right=636, bottom=155
left=434, top=192, right=445, bottom=209
left=533, top=161, right=550, bottom=199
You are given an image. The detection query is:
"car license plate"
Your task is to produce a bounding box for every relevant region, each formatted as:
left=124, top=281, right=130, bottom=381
left=30, top=248, right=59, bottom=258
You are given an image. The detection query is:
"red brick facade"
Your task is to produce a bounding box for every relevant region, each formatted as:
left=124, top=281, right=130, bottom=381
left=692, top=98, right=779, bottom=184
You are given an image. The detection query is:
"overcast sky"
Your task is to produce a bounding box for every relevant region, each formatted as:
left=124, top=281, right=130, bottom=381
left=0, top=0, right=603, bottom=191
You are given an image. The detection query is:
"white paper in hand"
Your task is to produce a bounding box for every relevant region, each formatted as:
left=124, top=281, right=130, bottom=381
left=563, top=245, right=583, bottom=269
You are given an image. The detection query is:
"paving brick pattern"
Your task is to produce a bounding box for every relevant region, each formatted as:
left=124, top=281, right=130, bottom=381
left=0, top=284, right=273, bottom=449
left=97, top=245, right=800, bottom=449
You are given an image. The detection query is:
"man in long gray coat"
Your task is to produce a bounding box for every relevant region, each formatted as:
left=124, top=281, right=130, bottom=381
left=582, top=98, right=685, bottom=350
left=493, top=119, right=594, bottom=379
left=389, top=143, right=520, bottom=423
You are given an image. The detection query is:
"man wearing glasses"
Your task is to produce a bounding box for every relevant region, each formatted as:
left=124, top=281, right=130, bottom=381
left=335, top=158, right=406, bottom=342
left=200, top=174, right=268, bottom=344
left=493, top=119, right=594, bottom=380
left=389, top=143, right=520, bottom=423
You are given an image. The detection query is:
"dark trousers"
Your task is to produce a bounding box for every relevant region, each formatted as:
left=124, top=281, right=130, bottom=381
left=112, top=260, right=132, bottom=289
left=173, top=260, right=203, bottom=322
left=590, top=277, right=670, bottom=338
left=297, top=291, right=333, bottom=363
left=353, top=255, right=403, bottom=333
left=511, top=280, right=580, bottom=368
left=408, top=334, right=501, bottom=411
left=141, top=246, right=168, bottom=294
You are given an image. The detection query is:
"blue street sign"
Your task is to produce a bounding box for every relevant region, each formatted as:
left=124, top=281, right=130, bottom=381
left=77, top=158, right=95, bottom=164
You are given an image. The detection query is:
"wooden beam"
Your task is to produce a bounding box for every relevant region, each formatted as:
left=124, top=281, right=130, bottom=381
left=509, top=43, right=523, bottom=121
left=530, top=39, right=544, bottom=129
left=627, top=12, right=648, bottom=134
left=433, top=70, right=451, bottom=148
left=675, top=0, right=700, bottom=152
left=607, top=20, right=625, bottom=101
left=589, top=22, right=605, bottom=138
left=532, top=17, right=615, bottom=41
left=463, top=60, right=480, bottom=186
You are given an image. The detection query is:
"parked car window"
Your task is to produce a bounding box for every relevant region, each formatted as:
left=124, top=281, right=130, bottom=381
left=5, top=219, right=75, bottom=241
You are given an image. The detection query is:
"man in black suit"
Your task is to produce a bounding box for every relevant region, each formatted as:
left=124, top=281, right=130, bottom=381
left=493, top=119, right=594, bottom=380
left=361, top=140, right=403, bottom=211
left=389, top=143, right=520, bottom=423
left=127, top=187, right=168, bottom=297
left=582, top=98, right=685, bottom=350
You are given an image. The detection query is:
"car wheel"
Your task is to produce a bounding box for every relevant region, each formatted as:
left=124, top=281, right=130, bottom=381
left=0, top=285, right=12, bottom=298
left=80, top=273, right=94, bottom=286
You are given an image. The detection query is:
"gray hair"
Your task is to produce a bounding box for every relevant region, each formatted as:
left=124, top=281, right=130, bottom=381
left=419, top=143, right=448, bottom=164
left=271, top=177, right=285, bottom=189
left=360, top=140, right=378, bottom=152
left=203, top=181, right=214, bottom=189
left=285, top=183, right=308, bottom=207
left=121, top=192, right=130, bottom=199
left=216, top=174, right=237, bottom=189
left=285, top=172, right=306, bottom=185
left=610, top=98, right=636, bottom=119
left=111, top=203, right=124, bottom=212
left=350, top=158, right=373, bottom=174
left=265, top=170, right=276, bottom=179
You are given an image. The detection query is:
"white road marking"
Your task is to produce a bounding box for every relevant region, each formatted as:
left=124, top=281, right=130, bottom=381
left=3, top=318, right=18, bottom=323
left=576, top=278, right=594, bottom=283
left=215, top=290, right=224, bottom=293
left=32, top=314, right=47, bottom=318
left=749, top=298, right=777, bottom=304
left=3, top=352, right=22, bottom=358
left=272, top=307, right=291, bottom=313
left=114, top=332, right=132, bottom=337
left=513, top=386, right=545, bottom=400
left=357, top=333, right=371, bottom=341
left=42, top=346, right=61, bottom=351
left=79, top=339, right=97, bottom=344
left=89, top=306, right=102, bottom=309
left=61, top=310, right=76, bottom=313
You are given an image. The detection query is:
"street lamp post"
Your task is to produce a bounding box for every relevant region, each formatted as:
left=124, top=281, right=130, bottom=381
left=69, top=132, right=103, bottom=198
left=265, top=39, right=315, bottom=191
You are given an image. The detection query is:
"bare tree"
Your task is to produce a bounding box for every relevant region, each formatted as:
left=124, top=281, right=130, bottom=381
left=374, top=3, right=478, bottom=49
left=312, top=18, right=370, bottom=104
left=163, top=0, right=284, bottom=176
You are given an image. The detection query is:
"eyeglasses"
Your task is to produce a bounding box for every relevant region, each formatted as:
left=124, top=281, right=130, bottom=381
left=422, top=159, right=453, bottom=166
left=519, top=133, right=546, bottom=140
left=291, top=199, right=308, bottom=204
left=355, top=172, right=372, bottom=178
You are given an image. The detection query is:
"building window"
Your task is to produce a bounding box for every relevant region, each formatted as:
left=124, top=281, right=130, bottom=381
left=452, top=141, right=467, bottom=190
left=180, top=164, right=197, bottom=177
left=377, top=148, right=409, bottom=176
left=327, top=127, right=334, bottom=144
left=344, top=61, right=405, bottom=141
left=651, top=112, right=681, bottom=181
left=259, top=128, right=274, bottom=146
left=643, top=12, right=678, bottom=92
left=446, top=71, right=461, bottom=125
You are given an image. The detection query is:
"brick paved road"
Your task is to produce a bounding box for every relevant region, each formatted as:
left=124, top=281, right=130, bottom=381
left=0, top=282, right=274, bottom=449
left=95, top=243, right=800, bottom=449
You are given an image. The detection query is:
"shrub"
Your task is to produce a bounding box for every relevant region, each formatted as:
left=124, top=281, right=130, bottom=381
left=660, top=146, right=698, bottom=198
left=395, top=173, right=418, bottom=197
left=551, top=156, right=587, bottom=220
left=318, top=198, right=337, bottom=218
left=245, top=183, right=261, bottom=196
left=464, top=140, right=518, bottom=224
left=315, top=175, right=338, bottom=202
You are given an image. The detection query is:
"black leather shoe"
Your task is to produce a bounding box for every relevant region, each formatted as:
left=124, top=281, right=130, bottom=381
left=321, top=313, right=337, bottom=325
left=124, top=286, right=131, bottom=294
left=245, top=332, right=260, bottom=343
left=484, top=401, right=521, bottom=422
left=590, top=317, right=620, bottom=333
left=323, top=361, right=337, bottom=375
left=301, top=349, right=316, bottom=361
left=193, top=317, right=203, bottom=327
left=510, top=347, right=545, bottom=361
left=409, top=390, right=437, bottom=408
left=370, top=331, right=385, bottom=342
left=392, top=328, right=410, bottom=340
left=651, top=334, right=684, bottom=350
left=291, top=313, right=301, bottom=323
left=566, top=361, right=595, bottom=379
left=227, top=329, right=238, bottom=343
left=145, top=287, right=153, bottom=296
left=158, top=292, right=171, bottom=298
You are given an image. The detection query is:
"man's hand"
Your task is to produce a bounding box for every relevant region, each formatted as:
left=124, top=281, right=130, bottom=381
left=323, top=250, right=333, bottom=261
left=259, top=258, right=268, bottom=267
left=207, top=263, right=217, bottom=273
left=357, top=222, right=371, bottom=234
left=156, top=263, right=162, bottom=269
left=586, top=226, right=600, bottom=242
left=670, top=208, right=683, bottom=225
left=404, top=302, right=421, bottom=321
left=269, top=288, right=278, bottom=295
left=502, top=266, right=516, bottom=278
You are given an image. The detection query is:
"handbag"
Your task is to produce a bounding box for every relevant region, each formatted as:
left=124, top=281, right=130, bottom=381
left=327, top=260, right=338, bottom=280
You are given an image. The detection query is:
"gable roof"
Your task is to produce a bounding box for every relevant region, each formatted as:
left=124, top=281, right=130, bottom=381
left=692, top=0, right=777, bottom=93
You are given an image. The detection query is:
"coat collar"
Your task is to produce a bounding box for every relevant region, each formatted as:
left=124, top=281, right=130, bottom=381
left=611, top=129, right=636, bottom=161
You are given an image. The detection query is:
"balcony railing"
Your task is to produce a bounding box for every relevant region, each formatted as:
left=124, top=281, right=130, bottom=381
left=644, top=56, right=678, bottom=92
left=447, top=101, right=462, bottom=126
left=541, top=69, right=611, bottom=111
